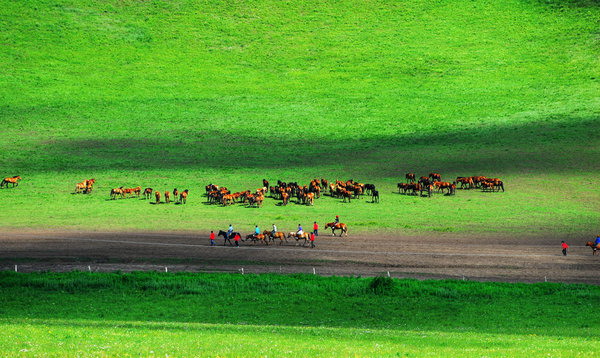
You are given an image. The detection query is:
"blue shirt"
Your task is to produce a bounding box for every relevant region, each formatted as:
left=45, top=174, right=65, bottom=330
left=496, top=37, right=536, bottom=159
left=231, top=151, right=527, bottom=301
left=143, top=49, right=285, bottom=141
left=255, top=227, right=260, bottom=234
left=595, top=237, right=600, bottom=245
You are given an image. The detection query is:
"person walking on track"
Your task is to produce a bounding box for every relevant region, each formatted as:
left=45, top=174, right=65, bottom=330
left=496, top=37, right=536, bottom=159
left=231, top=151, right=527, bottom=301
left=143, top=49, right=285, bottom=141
left=561, top=241, right=569, bottom=256
left=313, top=221, right=319, bottom=236
left=234, top=233, right=241, bottom=247
left=209, top=231, right=216, bottom=246
left=310, top=232, right=316, bottom=248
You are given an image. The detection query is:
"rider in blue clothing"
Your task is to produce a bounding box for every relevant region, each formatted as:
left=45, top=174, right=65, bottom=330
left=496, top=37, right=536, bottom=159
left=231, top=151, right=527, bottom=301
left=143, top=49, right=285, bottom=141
left=594, top=235, right=600, bottom=247
left=255, top=225, right=260, bottom=236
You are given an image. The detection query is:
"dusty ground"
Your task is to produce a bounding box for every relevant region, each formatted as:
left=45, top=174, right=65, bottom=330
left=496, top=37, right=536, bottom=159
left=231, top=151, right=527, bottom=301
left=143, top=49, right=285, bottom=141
left=0, top=229, right=598, bottom=284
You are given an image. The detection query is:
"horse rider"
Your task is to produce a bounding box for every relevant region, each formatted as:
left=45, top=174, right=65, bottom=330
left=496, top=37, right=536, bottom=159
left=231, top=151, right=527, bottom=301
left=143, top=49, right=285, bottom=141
left=272, top=224, right=277, bottom=234
left=594, top=235, right=600, bottom=248
left=254, top=225, right=260, bottom=238
left=227, top=224, right=234, bottom=240
left=297, top=224, right=304, bottom=236
left=335, top=215, right=340, bottom=224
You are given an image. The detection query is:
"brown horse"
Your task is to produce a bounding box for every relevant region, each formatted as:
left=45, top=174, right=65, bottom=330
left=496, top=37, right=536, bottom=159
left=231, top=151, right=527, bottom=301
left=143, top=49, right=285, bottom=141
left=405, top=173, right=415, bottom=183
left=585, top=242, right=599, bottom=255
left=179, top=189, right=189, bottom=204
left=429, top=173, right=442, bottom=181
left=325, top=222, right=348, bottom=237
left=164, top=190, right=171, bottom=203
left=1, top=176, right=22, bottom=188
left=245, top=233, right=268, bottom=245
left=155, top=190, right=161, bottom=203
left=110, top=187, right=124, bottom=199
left=173, top=188, right=179, bottom=199
left=287, top=232, right=310, bottom=246
left=143, top=188, right=153, bottom=199
left=264, top=230, right=287, bottom=245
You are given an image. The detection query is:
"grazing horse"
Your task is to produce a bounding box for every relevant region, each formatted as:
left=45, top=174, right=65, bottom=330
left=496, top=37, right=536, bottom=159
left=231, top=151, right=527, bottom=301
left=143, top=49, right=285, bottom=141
left=1, top=176, right=22, bottom=188
left=324, top=222, right=348, bottom=237
left=164, top=190, right=171, bottom=203
left=110, top=187, right=124, bottom=199
left=585, top=242, right=599, bottom=255
left=405, top=173, right=415, bottom=183
left=143, top=188, right=153, bottom=199
left=155, top=191, right=161, bottom=203
left=371, top=189, right=379, bottom=203
left=173, top=188, right=179, bottom=200
left=262, top=179, right=269, bottom=192
left=179, top=189, right=189, bottom=204
left=429, top=173, right=441, bottom=182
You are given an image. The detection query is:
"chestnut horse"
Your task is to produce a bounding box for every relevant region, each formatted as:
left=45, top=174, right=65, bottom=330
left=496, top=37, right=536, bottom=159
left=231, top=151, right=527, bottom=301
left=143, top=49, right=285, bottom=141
left=325, top=222, right=348, bottom=237
left=264, top=230, right=287, bottom=245
left=1, top=176, right=22, bottom=188
left=585, top=242, right=599, bottom=255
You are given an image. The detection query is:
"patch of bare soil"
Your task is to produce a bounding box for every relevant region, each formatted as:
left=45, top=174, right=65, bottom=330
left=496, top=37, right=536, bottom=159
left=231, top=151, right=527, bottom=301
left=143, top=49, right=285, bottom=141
left=0, top=229, right=598, bottom=284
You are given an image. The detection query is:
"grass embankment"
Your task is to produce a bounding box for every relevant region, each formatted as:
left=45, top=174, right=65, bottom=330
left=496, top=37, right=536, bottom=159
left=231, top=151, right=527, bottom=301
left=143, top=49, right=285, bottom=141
left=1, top=0, right=599, bottom=234
left=0, top=272, right=598, bottom=356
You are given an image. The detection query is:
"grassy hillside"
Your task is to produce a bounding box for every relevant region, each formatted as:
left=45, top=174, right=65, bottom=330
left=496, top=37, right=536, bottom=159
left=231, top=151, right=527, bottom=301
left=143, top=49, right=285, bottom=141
left=0, top=0, right=599, bottom=234
left=0, top=272, right=598, bottom=356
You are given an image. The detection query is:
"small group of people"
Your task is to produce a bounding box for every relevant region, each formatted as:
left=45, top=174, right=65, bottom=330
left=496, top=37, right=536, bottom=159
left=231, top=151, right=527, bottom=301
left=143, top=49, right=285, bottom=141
left=560, top=235, right=600, bottom=256
left=208, top=215, right=341, bottom=249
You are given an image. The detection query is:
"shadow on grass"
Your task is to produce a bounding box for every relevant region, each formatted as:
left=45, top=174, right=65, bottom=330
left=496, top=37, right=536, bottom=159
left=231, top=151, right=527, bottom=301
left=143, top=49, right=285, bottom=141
left=5, top=116, right=600, bottom=176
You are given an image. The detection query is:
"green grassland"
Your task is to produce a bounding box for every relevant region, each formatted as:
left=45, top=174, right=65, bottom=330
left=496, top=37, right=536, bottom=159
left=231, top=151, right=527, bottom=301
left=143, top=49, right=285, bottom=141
left=0, top=271, right=598, bottom=356
left=1, top=0, right=600, bottom=234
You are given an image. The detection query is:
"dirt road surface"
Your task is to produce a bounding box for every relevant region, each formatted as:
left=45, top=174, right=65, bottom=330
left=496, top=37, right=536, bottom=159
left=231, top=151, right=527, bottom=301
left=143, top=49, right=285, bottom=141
left=0, top=230, right=598, bottom=284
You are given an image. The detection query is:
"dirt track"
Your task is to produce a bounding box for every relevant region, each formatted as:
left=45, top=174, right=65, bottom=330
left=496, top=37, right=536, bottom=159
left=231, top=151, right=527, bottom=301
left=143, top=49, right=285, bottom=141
left=0, top=230, right=598, bottom=284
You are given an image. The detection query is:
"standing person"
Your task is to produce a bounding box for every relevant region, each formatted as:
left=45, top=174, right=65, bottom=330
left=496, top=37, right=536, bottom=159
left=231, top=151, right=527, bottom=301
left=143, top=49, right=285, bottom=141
left=313, top=221, right=319, bottom=236
left=561, top=241, right=569, bottom=256
left=335, top=215, right=340, bottom=224
left=297, top=224, right=303, bottom=236
left=209, top=231, right=216, bottom=246
left=234, top=233, right=241, bottom=247
left=310, top=232, right=316, bottom=248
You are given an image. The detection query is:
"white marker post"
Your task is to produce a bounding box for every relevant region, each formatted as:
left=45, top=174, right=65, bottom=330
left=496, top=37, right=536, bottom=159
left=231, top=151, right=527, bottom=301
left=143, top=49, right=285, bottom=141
left=165, top=266, right=168, bottom=273
left=14, top=265, right=17, bottom=272
left=313, top=267, right=316, bottom=275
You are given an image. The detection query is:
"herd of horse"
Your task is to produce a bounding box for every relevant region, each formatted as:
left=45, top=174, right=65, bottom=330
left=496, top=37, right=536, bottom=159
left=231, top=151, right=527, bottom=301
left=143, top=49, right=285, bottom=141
left=103, top=184, right=189, bottom=204
left=205, top=179, right=379, bottom=207
left=398, top=173, right=505, bottom=197
left=217, top=222, right=349, bottom=247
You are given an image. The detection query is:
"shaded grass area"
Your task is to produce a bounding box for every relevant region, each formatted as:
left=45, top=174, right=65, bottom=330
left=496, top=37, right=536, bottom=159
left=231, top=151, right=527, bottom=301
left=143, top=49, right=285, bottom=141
left=0, top=272, right=598, bottom=356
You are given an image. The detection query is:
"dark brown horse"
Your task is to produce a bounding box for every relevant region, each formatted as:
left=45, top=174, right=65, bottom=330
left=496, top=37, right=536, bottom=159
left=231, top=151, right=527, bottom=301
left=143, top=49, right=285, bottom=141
left=405, top=173, right=415, bottom=183
left=325, top=222, right=348, bottom=237
left=179, top=189, right=189, bottom=204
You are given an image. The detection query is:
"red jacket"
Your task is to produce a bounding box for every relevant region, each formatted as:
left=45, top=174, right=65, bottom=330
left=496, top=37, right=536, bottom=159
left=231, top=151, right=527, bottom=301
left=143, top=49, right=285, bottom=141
left=561, top=242, right=569, bottom=249
left=313, top=223, right=319, bottom=230
left=234, top=234, right=240, bottom=241
left=310, top=233, right=315, bottom=241
left=209, top=233, right=215, bottom=240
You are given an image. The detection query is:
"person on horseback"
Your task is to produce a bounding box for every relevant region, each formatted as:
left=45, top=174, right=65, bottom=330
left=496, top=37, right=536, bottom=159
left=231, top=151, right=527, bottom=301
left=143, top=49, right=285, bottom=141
left=227, top=224, right=233, bottom=241
left=254, top=225, right=260, bottom=235
left=272, top=224, right=277, bottom=233
left=335, top=215, right=340, bottom=224
left=594, top=235, right=600, bottom=247
left=297, top=224, right=303, bottom=236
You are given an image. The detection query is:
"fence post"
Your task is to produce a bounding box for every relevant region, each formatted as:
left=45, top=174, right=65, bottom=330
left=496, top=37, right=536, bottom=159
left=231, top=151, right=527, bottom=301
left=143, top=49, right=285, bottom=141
left=387, top=271, right=390, bottom=277
left=544, top=276, right=547, bottom=282
left=313, top=267, right=316, bottom=275
left=165, top=266, right=168, bottom=273
left=241, top=267, right=244, bottom=275
left=14, top=265, right=17, bottom=272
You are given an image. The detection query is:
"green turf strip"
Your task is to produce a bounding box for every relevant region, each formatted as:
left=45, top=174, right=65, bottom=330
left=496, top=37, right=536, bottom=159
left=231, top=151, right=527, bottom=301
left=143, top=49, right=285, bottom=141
left=0, top=272, right=598, bottom=356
